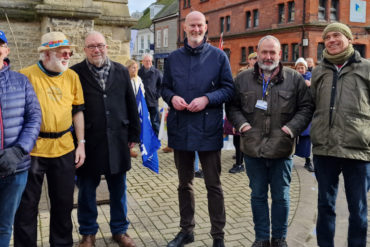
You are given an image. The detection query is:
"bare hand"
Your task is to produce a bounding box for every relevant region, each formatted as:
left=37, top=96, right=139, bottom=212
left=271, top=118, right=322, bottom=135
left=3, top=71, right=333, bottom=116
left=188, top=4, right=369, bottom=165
left=75, top=144, right=86, bottom=168
left=171, top=96, right=188, bottom=111
left=305, top=80, right=311, bottom=87
left=187, top=96, right=209, bottom=112
left=128, top=142, right=136, bottom=149
left=241, top=125, right=252, bottom=133
left=281, top=126, right=290, bottom=136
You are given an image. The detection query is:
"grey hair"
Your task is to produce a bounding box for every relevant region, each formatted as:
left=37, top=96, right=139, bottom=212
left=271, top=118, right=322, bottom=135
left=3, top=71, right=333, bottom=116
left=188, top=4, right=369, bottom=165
left=142, top=53, right=153, bottom=61
left=257, top=35, right=281, bottom=51
left=84, top=31, right=106, bottom=45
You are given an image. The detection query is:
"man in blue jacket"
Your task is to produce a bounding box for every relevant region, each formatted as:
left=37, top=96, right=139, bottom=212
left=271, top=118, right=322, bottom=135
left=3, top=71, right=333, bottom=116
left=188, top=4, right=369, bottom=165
left=161, top=11, right=234, bottom=247
left=0, top=30, right=41, bottom=246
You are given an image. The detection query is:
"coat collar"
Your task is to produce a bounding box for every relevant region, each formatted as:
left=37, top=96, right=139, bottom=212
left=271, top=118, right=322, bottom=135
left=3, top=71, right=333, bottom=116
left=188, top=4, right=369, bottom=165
left=78, top=59, right=116, bottom=92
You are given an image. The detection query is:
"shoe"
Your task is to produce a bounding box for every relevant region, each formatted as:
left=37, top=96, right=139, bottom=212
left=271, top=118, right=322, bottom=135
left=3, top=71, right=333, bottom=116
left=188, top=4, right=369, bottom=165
left=251, top=240, right=270, bottom=247
left=194, top=170, right=204, bottom=178
left=112, top=233, right=136, bottom=247
left=79, top=235, right=96, bottom=247
left=304, top=162, right=314, bottom=172
left=130, top=149, right=138, bottom=158
left=271, top=238, right=288, bottom=247
left=229, top=164, right=245, bottom=173
left=167, top=232, right=194, bottom=247
left=213, top=238, right=225, bottom=247
left=162, top=146, right=173, bottom=153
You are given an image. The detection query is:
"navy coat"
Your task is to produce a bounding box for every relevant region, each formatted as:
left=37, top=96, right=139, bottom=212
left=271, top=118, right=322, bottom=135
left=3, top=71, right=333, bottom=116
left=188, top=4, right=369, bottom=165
left=161, top=39, right=234, bottom=151
left=0, top=64, right=41, bottom=173
left=138, top=66, right=162, bottom=107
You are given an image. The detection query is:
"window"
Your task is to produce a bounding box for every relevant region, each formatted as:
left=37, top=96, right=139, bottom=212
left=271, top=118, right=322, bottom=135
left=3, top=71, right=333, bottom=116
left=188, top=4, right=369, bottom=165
left=220, top=17, right=224, bottom=33
left=224, top=48, right=231, bottom=61
left=147, top=35, right=150, bottom=50
left=330, top=0, right=338, bottom=21
left=226, top=16, right=231, bottom=32
left=253, top=9, right=259, bottom=27
left=317, top=42, right=325, bottom=61
left=241, top=47, right=247, bottom=63
left=156, top=30, right=161, bottom=48
left=206, top=20, right=208, bottom=37
left=282, top=44, right=288, bottom=61
left=292, top=43, right=299, bottom=61
left=163, top=28, right=168, bottom=48
left=353, top=44, right=365, bottom=58
left=248, top=46, right=254, bottom=55
left=141, top=36, right=144, bottom=49
left=278, top=3, right=285, bottom=24
left=288, top=2, right=295, bottom=22
left=246, top=11, right=251, bottom=29
left=183, top=0, right=191, bottom=8
left=318, top=0, right=326, bottom=20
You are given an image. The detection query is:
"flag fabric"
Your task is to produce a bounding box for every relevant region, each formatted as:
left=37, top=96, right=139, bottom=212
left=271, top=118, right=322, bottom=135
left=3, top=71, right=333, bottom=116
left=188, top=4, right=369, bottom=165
left=135, top=88, right=161, bottom=173
left=218, top=32, right=224, bottom=50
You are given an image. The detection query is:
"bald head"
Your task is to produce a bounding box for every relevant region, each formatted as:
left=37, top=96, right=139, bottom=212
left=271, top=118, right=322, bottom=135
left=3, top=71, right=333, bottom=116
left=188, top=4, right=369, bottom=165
left=184, top=11, right=207, bottom=48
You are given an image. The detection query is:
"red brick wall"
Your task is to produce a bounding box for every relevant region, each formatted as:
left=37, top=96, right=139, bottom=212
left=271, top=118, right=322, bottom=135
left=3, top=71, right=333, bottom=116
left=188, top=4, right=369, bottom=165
left=179, top=0, right=370, bottom=75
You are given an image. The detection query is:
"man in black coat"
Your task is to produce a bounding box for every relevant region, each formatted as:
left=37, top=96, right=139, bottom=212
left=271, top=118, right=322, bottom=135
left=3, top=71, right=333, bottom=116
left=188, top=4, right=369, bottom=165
left=71, top=31, right=140, bottom=247
left=138, top=53, right=162, bottom=136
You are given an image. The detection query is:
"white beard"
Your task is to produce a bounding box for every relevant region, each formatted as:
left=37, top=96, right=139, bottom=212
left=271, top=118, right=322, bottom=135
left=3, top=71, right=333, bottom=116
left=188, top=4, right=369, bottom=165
left=258, top=60, right=279, bottom=72
left=46, top=52, right=69, bottom=73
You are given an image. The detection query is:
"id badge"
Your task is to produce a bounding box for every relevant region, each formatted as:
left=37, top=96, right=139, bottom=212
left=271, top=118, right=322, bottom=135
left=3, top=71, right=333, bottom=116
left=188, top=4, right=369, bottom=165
left=255, top=100, right=267, bottom=110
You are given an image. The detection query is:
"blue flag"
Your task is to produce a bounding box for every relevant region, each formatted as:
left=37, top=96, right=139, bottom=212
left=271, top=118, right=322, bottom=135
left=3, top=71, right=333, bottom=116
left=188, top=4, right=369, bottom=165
left=136, top=88, right=161, bottom=173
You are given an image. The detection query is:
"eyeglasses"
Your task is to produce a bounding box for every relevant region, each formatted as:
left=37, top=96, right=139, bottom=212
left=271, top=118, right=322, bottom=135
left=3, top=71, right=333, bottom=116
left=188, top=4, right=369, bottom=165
left=86, top=44, right=106, bottom=51
left=54, top=50, right=73, bottom=57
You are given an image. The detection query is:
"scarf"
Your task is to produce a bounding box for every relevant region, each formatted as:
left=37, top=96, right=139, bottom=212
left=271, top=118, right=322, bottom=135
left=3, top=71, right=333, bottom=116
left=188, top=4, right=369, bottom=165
left=86, top=58, right=111, bottom=90
left=323, top=44, right=354, bottom=65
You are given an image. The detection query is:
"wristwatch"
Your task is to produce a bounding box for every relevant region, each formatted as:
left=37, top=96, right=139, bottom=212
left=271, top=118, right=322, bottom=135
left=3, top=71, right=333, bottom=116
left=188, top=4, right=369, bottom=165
left=79, top=139, right=86, bottom=144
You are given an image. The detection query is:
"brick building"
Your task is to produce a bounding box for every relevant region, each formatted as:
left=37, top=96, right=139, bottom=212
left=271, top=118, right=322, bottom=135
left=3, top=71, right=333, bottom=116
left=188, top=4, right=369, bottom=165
left=178, top=0, right=370, bottom=76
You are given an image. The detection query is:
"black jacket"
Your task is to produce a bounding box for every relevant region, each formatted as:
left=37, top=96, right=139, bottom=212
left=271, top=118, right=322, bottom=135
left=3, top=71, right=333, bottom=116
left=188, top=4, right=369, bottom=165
left=72, top=60, right=140, bottom=175
left=138, top=66, right=162, bottom=107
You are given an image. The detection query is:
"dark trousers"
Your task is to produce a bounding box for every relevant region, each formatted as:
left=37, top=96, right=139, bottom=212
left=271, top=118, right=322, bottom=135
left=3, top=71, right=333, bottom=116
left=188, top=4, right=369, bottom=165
left=148, top=106, right=160, bottom=136
left=174, top=150, right=225, bottom=239
left=14, top=151, right=75, bottom=247
left=314, top=155, right=370, bottom=247
left=233, top=135, right=244, bottom=166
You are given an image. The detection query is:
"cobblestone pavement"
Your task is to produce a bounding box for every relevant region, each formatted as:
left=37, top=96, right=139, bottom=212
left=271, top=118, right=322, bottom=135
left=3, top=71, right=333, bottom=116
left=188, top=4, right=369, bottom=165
left=9, top=147, right=370, bottom=247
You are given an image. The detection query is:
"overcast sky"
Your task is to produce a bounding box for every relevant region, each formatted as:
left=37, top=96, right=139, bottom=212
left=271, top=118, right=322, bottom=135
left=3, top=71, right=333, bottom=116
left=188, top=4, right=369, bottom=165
left=128, top=0, right=156, bottom=14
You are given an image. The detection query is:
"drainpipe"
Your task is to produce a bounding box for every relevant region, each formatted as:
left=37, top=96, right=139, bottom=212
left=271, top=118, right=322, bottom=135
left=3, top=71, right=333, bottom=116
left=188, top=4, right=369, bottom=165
left=301, top=0, right=306, bottom=58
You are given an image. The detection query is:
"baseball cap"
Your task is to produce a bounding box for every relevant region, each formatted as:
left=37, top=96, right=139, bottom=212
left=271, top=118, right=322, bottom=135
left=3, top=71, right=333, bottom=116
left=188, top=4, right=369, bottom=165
left=0, top=30, right=8, bottom=44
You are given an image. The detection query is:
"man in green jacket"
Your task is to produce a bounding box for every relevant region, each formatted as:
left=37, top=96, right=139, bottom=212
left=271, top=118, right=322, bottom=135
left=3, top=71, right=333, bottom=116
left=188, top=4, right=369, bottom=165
left=311, top=22, right=370, bottom=247
left=227, top=35, right=313, bottom=247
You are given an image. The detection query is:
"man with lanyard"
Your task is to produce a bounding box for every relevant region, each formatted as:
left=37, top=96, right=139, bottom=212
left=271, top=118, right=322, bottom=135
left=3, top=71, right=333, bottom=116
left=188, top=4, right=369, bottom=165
left=14, top=31, right=85, bottom=247
left=226, top=35, right=313, bottom=247
left=311, top=22, right=370, bottom=247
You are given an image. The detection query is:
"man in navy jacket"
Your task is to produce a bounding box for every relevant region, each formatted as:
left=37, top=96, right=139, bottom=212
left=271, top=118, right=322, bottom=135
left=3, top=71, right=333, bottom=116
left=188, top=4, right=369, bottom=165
left=161, top=11, right=234, bottom=247
left=138, top=53, right=162, bottom=135
left=0, top=30, right=41, bottom=246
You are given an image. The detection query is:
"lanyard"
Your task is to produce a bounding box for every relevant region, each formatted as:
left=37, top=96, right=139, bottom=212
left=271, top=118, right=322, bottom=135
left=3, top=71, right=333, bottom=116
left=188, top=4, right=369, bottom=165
left=262, top=74, right=270, bottom=99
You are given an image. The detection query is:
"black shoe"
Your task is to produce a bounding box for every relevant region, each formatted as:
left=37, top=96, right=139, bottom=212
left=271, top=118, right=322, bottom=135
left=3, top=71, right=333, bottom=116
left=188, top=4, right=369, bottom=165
left=194, top=170, right=204, bottom=178
left=304, top=162, right=315, bottom=172
left=167, top=232, right=194, bottom=247
left=271, top=238, right=287, bottom=247
left=229, top=164, right=245, bottom=174
left=251, top=240, right=270, bottom=247
left=213, top=238, right=225, bottom=247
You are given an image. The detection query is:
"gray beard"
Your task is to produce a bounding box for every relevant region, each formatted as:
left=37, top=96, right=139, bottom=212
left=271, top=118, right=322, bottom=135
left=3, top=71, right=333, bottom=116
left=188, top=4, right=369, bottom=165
left=258, top=60, right=279, bottom=72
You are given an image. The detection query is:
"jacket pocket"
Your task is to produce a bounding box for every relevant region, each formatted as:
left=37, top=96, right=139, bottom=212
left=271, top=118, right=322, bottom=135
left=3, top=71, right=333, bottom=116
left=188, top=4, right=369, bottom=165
left=240, top=91, right=256, bottom=114
left=278, top=90, right=295, bottom=114
left=310, top=111, right=327, bottom=146
left=343, top=115, right=370, bottom=149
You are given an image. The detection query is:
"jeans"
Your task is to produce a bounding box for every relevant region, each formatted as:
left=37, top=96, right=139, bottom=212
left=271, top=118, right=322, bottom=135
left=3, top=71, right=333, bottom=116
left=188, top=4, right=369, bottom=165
left=148, top=106, right=160, bottom=136
left=314, top=155, right=370, bottom=247
left=14, top=152, right=76, bottom=247
left=244, top=155, right=293, bottom=241
left=77, top=173, right=129, bottom=235
left=174, top=150, right=225, bottom=239
left=0, top=171, right=28, bottom=246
